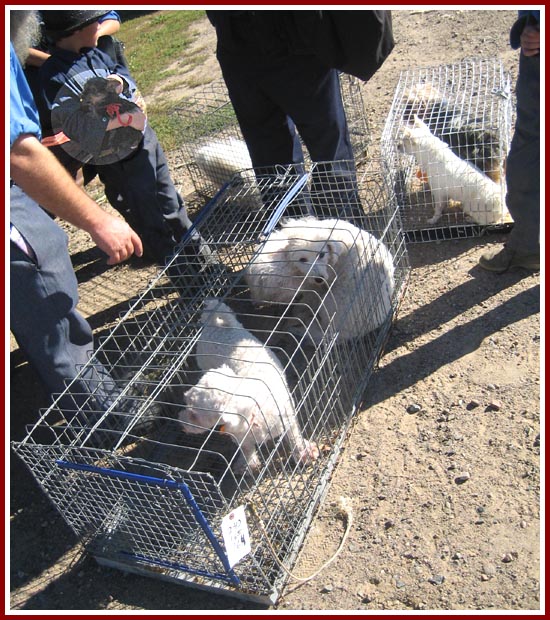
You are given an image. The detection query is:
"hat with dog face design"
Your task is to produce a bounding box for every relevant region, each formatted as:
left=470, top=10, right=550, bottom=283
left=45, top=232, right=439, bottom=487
left=41, top=10, right=111, bottom=39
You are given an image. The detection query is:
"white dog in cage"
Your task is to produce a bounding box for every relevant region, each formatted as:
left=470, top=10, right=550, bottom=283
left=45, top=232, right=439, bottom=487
left=195, top=137, right=253, bottom=190
left=244, top=222, right=335, bottom=306
left=245, top=216, right=395, bottom=344
left=195, top=138, right=263, bottom=209
left=399, top=115, right=508, bottom=226
left=179, top=299, right=319, bottom=473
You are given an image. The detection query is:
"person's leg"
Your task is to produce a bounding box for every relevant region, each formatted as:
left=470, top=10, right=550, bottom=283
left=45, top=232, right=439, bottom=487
left=267, top=56, right=361, bottom=220
left=9, top=186, right=118, bottom=411
left=479, top=53, right=540, bottom=272
left=10, top=186, right=163, bottom=438
left=219, top=57, right=303, bottom=168
left=218, top=57, right=315, bottom=218
left=98, top=126, right=196, bottom=264
left=504, top=53, right=540, bottom=254
left=277, top=57, right=354, bottom=164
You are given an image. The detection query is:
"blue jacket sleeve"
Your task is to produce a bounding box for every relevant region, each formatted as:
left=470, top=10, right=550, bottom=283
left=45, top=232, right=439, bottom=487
left=99, top=11, right=121, bottom=23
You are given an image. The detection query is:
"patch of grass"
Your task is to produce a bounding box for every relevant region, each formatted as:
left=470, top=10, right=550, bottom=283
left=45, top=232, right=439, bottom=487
left=119, top=10, right=206, bottom=96
left=145, top=98, right=238, bottom=152
left=144, top=102, right=189, bottom=152
left=119, top=10, right=230, bottom=149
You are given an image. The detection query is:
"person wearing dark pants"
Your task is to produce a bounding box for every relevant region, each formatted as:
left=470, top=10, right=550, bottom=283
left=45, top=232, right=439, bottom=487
left=479, top=10, right=540, bottom=273
left=37, top=10, right=204, bottom=267
left=207, top=11, right=393, bottom=222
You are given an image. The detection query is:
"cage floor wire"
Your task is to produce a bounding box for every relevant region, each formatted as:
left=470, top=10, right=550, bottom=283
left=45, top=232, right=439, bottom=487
left=381, top=57, right=514, bottom=242
left=169, top=75, right=371, bottom=201
left=12, top=161, right=409, bottom=603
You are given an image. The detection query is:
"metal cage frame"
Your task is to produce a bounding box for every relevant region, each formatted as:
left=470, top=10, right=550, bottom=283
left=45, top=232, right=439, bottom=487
left=169, top=75, right=371, bottom=199
left=381, top=57, right=514, bottom=242
left=12, top=161, right=409, bottom=604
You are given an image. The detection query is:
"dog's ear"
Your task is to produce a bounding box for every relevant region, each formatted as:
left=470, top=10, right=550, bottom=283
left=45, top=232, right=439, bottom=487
left=413, top=115, right=426, bottom=129
left=326, top=240, right=344, bottom=267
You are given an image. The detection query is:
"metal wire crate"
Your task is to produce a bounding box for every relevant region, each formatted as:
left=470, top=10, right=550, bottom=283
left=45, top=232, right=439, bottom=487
left=381, top=57, right=514, bottom=242
left=12, top=161, right=408, bottom=604
left=170, top=75, right=371, bottom=198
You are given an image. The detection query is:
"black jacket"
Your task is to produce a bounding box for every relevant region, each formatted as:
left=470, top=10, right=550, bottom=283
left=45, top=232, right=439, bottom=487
left=207, top=10, right=394, bottom=82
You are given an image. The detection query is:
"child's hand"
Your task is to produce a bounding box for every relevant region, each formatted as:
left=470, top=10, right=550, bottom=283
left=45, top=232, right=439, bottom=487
left=106, top=74, right=124, bottom=94
left=106, top=108, right=146, bottom=132
left=127, top=109, right=146, bottom=131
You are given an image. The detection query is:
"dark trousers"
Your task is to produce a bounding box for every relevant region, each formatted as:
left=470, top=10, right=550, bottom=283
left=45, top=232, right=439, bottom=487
left=506, top=52, right=540, bottom=253
left=96, top=124, right=194, bottom=263
left=219, top=53, right=353, bottom=166
left=219, top=53, right=363, bottom=221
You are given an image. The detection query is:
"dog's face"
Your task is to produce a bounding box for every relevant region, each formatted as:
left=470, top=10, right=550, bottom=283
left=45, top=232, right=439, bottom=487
left=179, top=367, right=260, bottom=438
left=399, top=116, right=432, bottom=155
left=179, top=384, right=227, bottom=434
left=80, top=77, right=120, bottom=108
left=286, top=238, right=334, bottom=285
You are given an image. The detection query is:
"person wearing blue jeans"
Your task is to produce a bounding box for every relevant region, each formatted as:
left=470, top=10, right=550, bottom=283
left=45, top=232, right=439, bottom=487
left=479, top=10, right=540, bottom=273
left=10, top=11, right=142, bottom=423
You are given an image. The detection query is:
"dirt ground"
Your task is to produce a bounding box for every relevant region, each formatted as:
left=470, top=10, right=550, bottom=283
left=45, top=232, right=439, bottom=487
left=9, top=10, right=541, bottom=613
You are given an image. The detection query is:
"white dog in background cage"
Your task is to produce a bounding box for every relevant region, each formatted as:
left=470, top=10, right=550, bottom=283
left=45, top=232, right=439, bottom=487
left=179, top=299, right=319, bottom=474
left=245, top=216, right=395, bottom=344
left=194, top=138, right=263, bottom=209
left=399, top=115, right=508, bottom=226
left=195, top=137, right=253, bottom=191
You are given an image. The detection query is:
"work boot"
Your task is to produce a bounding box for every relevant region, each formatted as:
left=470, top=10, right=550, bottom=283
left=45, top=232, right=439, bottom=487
left=478, top=245, right=540, bottom=274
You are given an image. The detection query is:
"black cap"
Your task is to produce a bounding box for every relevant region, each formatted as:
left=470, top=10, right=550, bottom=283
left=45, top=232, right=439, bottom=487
left=41, top=10, right=111, bottom=39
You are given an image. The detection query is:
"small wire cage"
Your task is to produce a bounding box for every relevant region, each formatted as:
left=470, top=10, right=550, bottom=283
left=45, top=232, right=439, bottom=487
left=12, top=161, right=409, bottom=604
left=381, top=57, right=514, bottom=242
left=170, top=75, right=371, bottom=199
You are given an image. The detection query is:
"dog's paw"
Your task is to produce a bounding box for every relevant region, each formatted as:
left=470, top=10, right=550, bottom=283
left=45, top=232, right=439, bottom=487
left=295, top=439, right=320, bottom=465
left=233, top=451, right=261, bottom=475
left=426, top=214, right=442, bottom=225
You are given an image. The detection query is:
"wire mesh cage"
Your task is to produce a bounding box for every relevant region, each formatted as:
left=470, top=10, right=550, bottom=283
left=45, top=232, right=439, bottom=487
left=381, top=57, right=514, bottom=242
left=170, top=75, right=371, bottom=199
left=12, top=161, right=409, bottom=604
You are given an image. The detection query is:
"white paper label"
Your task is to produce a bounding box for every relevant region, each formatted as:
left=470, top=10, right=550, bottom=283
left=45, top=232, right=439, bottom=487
left=221, top=505, right=251, bottom=568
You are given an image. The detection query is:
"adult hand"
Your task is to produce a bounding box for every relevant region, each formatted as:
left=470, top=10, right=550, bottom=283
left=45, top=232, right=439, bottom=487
left=520, top=25, right=540, bottom=56
left=89, top=211, right=143, bottom=265
left=10, top=133, right=144, bottom=264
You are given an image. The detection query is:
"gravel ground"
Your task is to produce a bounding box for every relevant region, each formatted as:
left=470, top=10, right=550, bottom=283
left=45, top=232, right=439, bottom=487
left=9, top=10, right=541, bottom=613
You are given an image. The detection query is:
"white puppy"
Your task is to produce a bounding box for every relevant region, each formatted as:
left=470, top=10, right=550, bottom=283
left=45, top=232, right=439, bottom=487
left=180, top=299, right=319, bottom=473
left=400, top=116, right=508, bottom=226
left=244, top=221, right=336, bottom=306
left=245, top=217, right=395, bottom=344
